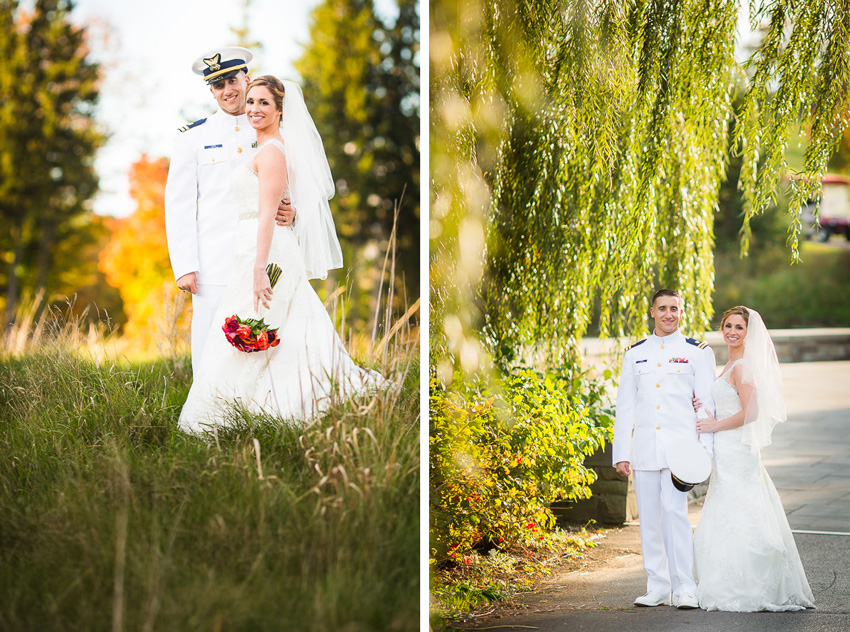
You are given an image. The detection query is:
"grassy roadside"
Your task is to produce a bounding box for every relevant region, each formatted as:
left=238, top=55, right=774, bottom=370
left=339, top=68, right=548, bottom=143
left=0, top=327, right=419, bottom=631
left=713, top=240, right=850, bottom=328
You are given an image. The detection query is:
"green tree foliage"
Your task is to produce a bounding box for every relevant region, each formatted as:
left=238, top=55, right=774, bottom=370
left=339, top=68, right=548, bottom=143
left=431, top=0, right=850, bottom=372
left=714, top=94, right=790, bottom=256
left=295, top=0, right=420, bottom=313
left=0, top=0, right=107, bottom=327
left=827, top=126, right=850, bottom=173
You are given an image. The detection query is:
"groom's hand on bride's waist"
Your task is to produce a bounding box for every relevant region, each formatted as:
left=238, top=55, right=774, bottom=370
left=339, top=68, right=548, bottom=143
left=176, top=272, right=199, bottom=294
left=275, top=199, right=296, bottom=227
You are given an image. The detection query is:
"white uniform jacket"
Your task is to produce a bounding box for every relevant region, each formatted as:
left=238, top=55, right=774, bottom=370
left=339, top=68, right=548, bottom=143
left=164, top=110, right=256, bottom=285
left=612, top=331, right=716, bottom=470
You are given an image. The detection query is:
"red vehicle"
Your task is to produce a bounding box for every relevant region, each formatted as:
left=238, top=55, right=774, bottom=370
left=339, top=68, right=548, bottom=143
left=804, top=174, right=850, bottom=242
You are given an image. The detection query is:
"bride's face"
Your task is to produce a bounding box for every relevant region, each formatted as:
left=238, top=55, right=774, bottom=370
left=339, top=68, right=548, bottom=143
left=246, top=86, right=282, bottom=132
left=722, top=314, right=747, bottom=349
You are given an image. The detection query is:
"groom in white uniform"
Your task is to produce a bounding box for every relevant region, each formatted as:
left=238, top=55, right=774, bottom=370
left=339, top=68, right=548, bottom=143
left=613, top=289, right=715, bottom=609
left=164, top=46, right=295, bottom=375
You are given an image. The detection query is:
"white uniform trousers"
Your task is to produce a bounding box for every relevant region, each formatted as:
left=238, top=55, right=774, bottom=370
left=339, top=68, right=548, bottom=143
left=633, top=469, right=696, bottom=597
left=190, top=284, right=227, bottom=376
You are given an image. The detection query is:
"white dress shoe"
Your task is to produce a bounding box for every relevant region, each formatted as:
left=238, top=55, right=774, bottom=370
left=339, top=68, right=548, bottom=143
left=634, top=590, right=672, bottom=607
left=674, top=592, right=699, bottom=609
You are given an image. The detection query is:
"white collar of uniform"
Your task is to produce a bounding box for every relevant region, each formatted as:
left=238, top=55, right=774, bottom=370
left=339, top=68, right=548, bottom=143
left=650, top=330, right=683, bottom=346
left=213, top=109, right=248, bottom=125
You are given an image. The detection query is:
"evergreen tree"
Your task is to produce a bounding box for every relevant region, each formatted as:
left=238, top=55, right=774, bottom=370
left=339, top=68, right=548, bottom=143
left=295, top=0, right=420, bottom=308
left=0, top=0, right=105, bottom=327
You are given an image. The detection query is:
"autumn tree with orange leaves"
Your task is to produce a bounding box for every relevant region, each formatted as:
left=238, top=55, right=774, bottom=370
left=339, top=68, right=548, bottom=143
left=99, top=155, right=189, bottom=351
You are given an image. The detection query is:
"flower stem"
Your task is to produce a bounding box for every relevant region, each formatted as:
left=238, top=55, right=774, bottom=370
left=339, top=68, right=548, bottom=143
left=266, top=263, right=282, bottom=289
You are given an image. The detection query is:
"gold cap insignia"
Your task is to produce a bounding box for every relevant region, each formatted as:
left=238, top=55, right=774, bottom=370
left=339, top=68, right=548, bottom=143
left=203, top=54, right=222, bottom=72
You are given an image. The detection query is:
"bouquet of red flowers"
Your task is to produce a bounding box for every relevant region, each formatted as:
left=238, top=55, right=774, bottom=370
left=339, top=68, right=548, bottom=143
left=222, top=263, right=283, bottom=353
left=222, top=314, right=281, bottom=352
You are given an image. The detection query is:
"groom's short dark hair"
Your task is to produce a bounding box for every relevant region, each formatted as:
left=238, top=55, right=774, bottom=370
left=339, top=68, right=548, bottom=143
left=652, top=288, right=682, bottom=306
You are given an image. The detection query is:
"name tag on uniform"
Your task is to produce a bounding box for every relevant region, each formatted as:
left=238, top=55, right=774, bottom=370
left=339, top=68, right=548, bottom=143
left=635, top=359, right=647, bottom=364
left=204, top=144, right=223, bottom=149
left=669, top=358, right=689, bottom=364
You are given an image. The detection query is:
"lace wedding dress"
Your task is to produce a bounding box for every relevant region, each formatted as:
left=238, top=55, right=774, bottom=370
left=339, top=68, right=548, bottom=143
left=693, top=359, right=815, bottom=611
left=178, top=140, right=385, bottom=434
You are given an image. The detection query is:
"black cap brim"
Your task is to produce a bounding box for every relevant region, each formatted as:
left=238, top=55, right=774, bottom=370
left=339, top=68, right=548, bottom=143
left=205, top=68, right=245, bottom=85
left=671, top=473, right=696, bottom=493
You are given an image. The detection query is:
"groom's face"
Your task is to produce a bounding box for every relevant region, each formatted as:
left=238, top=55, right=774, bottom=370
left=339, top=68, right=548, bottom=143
left=209, top=72, right=250, bottom=116
left=650, top=296, right=682, bottom=336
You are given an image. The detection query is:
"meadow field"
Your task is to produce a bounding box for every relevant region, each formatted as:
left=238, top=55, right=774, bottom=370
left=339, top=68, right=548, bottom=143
left=0, top=309, right=419, bottom=631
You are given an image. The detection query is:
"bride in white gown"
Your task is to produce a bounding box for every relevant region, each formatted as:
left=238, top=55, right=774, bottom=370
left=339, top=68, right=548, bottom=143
left=693, top=306, right=814, bottom=611
left=178, top=76, right=385, bottom=434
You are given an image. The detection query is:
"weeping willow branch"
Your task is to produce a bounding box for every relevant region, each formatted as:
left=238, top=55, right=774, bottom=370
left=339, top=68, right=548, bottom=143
left=430, top=0, right=850, bottom=372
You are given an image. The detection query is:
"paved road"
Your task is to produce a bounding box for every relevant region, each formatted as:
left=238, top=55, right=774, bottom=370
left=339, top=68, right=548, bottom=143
left=767, top=362, right=850, bottom=533
left=455, top=362, right=850, bottom=631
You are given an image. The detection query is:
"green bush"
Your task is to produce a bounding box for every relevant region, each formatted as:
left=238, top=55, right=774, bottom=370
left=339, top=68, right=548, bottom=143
left=429, top=364, right=613, bottom=564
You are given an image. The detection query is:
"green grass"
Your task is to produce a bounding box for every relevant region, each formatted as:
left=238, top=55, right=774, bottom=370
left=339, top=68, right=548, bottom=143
left=713, top=240, right=850, bottom=328
left=0, top=332, right=419, bottom=631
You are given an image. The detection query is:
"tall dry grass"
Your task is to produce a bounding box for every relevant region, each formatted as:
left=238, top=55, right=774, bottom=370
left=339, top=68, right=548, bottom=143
left=0, top=283, right=419, bottom=631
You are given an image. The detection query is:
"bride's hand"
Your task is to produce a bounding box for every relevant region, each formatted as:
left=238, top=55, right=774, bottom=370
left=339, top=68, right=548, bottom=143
left=696, top=409, right=717, bottom=435
left=253, top=267, right=273, bottom=312
left=692, top=393, right=702, bottom=413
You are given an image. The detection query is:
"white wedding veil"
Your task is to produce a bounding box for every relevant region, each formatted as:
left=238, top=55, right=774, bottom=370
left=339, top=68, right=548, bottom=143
left=739, top=307, right=787, bottom=452
left=279, top=80, right=343, bottom=280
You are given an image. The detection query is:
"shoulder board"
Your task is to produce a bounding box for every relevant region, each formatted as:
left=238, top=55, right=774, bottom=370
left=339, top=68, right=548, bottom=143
left=685, top=337, right=709, bottom=349
left=625, top=339, right=647, bottom=351
left=178, top=118, right=207, bottom=133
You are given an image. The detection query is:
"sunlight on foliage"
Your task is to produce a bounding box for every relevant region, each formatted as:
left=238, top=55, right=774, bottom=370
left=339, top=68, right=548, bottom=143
left=431, top=0, right=850, bottom=367
left=429, top=364, right=613, bottom=563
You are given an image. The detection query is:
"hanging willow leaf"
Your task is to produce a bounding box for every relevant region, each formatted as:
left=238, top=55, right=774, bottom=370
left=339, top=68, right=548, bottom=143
left=431, top=0, right=850, bottom=370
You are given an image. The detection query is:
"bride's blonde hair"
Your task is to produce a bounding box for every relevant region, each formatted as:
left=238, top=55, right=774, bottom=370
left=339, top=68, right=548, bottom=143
left=247, top=75, right=286, bottom=123
left=720, top=305, right=750, bottom=329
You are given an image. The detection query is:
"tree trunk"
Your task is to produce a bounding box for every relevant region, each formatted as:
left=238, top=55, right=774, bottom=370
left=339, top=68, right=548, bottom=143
left=4, top=225, right=21, bottom=328
left=34, top=216, right=55, bottom=320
